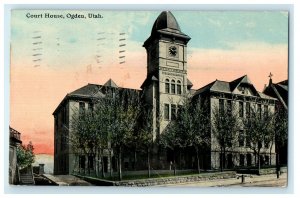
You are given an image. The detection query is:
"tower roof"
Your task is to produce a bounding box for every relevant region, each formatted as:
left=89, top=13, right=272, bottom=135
left=144, top=11, right=190, bottom=47
left=151, top=11, right=182, bottom=35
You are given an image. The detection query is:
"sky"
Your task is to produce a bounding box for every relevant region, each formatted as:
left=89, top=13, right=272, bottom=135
left=10, top=10, right=288, bottom=155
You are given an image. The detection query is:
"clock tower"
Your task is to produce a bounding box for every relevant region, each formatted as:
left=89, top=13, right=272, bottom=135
left=141, top=11, right=192, bottom=139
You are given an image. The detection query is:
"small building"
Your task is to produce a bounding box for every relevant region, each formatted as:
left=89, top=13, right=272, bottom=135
left=9, top=127, right=22, bottom=184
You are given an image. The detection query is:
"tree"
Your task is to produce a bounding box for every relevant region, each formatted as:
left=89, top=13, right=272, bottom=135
left=136, top=107, right=154, bottom=178
left=70, top=100, right=109, bottom=177
left=160, top=96, right=210, bottom=175
left=16, top=141, right=35, bottom=169
left=274, top=107, right=288, bottom=178
left=212, top=103, right=240, bottom=172
left=243, top=107, right=275, bottom=174
left=159, top=120, right=181, bottom=176
left=99, top=88, right=141, bottom=181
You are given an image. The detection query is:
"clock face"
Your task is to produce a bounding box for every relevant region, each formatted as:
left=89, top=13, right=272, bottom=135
left=168, top=46, right=177, bottom=57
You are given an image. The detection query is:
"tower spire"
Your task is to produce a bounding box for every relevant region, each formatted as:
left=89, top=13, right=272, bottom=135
left=268, top=72, right=273, bottom=85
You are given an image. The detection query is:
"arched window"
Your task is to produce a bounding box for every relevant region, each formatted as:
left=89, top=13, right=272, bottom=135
left=177, top=80, right=182, bottom=95
left=171, top=80, right=176, bottom=94
left=165, top=79, right=170, bottom=93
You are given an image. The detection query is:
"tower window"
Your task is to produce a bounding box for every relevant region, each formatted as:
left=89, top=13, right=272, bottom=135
left=165, top=79, right=170, bottom=93
left=171, top=80, right=175, bottom=94
left=177, top=80, right=182, bottom=95
left=164, top=104, right=170, bottom=120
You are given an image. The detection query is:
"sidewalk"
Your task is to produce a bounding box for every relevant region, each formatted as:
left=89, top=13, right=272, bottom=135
left=43, top=174, right=93, bottom=186
left=158, top=173, right=287, bottom=187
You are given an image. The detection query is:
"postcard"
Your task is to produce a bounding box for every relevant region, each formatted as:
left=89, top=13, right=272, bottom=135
left=9, top=9, right=288, bottom=187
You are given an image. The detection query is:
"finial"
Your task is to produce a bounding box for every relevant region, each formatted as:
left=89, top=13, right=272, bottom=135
left=268, top=72, right=273, bottom=85
left=268, top=72, right=273, bottom=79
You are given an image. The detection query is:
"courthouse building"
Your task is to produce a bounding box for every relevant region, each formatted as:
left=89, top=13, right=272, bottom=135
left=53, top=11, right=278, bottom=174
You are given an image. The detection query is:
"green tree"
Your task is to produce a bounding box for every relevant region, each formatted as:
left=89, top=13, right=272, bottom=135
left=70, top=101, right=109, bottom=177
left=136, top=107, right=154, bottom=178
left=16, top=141, right=35, bottom=169
left=243, top=107, right=275, bottom=173
left=274, top=107, right=288, bottom=178
left=160, top=96, right=210, bottom=175
left=212, top=103, right=240, bottom=172
left=98, top=88, right=141, bottom=181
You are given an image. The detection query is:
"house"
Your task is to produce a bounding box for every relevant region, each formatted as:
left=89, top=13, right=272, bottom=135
left=9, top=127, right=22, bottom=184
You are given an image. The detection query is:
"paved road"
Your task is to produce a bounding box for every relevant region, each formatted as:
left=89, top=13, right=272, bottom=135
left=158, top=173, right=287, bottom=187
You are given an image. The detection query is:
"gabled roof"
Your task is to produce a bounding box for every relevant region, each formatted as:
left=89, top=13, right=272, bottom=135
left=263, top=79, right=288, bottom=109
left=187, top=78, right=193, bottom=89
left=230, top=75, right=253, bottom=92
left=53, top=79, right=140, bottom=115
left=69, top=84, right=102, bottom=98
left=103, top=78, right=118, bottom=88
left=140, top=75, right=159, bottom=89
left=193, top=75, right=275, bottom=101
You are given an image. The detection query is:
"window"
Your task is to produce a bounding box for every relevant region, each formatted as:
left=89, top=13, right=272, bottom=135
left=246, top=102, right=250, bottom=118
left=240, top=154, right=245, bottom=166
left=265, top=155, right=270, bottom=165
left=80, top=156, right=85, bottom=169
left=88, top=156, right=94, bottom=169
left=265, top=140, right=270, bottom=148
left=264, top=139, right=270, bottom=148
left=177, top=105, right=183, bottom=115
left=246, top=134, right=251, bottom=147
left=171, top=104, right=176, bottom=120
left=246, top=154, right=252, bottom=166
left=165, top=79, right=170, bottom=93
left=239, top=130, right=244, bottom=147
left=177, top=80, right=182, bottom=95
left=227, top=100, right=232, bottom=115
left=55, top=116, right=58, bottom=132
left=171, top=80, right=176, bottom=94
left=226, top=136, right=233, bottom=147
left=79, top=102, right=85, bottom=115
left=239, top=101, right=244, bottom=117
left=258, top=104, right=262, bottom=119
left=60, top=134, right=66, bottom=151
left=219, top=99, right=224, bottom=114
left=164, top=104, right=170, bottom=120
left=62, top=106, right=67, bottom=124
left=88, top=102, right=94, bottom=112
left=264, top=105, right=268, bottom=117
